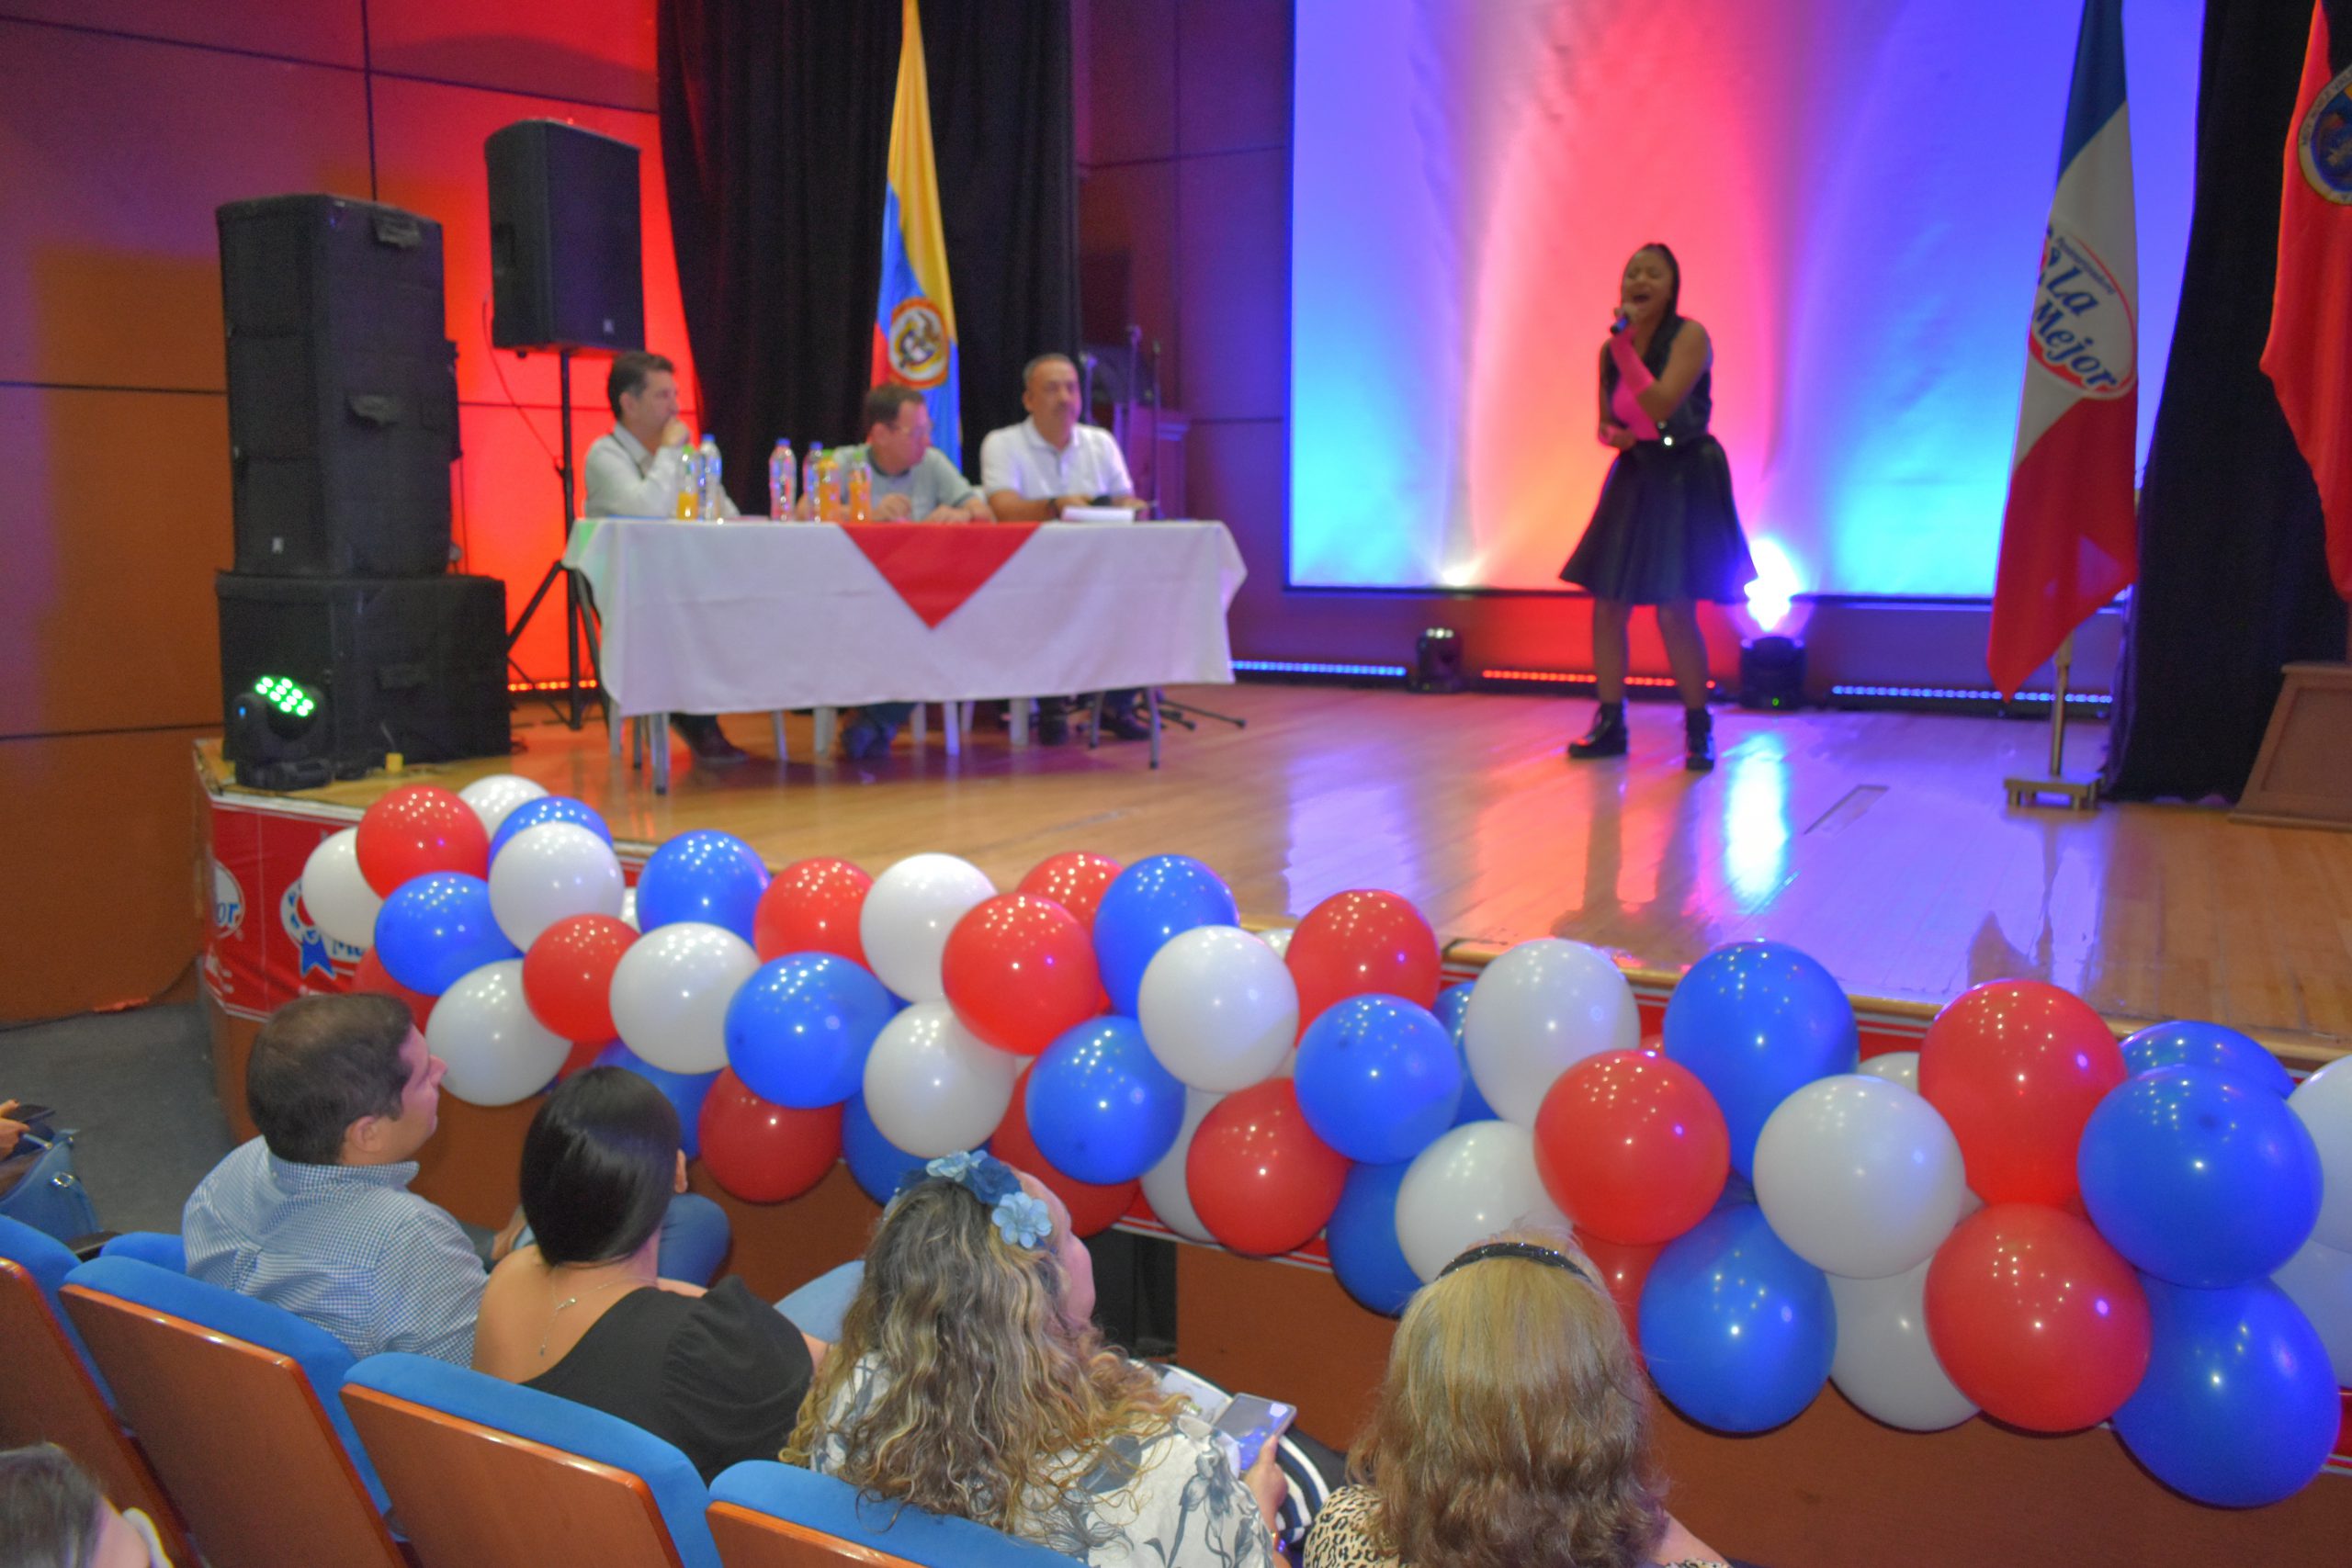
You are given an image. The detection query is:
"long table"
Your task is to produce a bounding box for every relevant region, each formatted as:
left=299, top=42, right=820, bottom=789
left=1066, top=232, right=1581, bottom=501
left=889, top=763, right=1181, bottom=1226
left=561, top=517, right=1247, bottom=788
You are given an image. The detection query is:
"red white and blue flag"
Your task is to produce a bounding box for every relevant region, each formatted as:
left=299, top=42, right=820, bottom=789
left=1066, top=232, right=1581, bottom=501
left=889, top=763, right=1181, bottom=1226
left=1987, top=0, right=2139, bottom=700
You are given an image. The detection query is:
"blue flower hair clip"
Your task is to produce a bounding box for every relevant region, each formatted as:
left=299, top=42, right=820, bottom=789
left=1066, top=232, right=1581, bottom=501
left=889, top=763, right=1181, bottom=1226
left=895, top=1148, right=1056, bottom=1250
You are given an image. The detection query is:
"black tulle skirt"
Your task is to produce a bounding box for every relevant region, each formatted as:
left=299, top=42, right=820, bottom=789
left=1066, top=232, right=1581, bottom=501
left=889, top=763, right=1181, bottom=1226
left=1560, top=434, right=1756, bottom=604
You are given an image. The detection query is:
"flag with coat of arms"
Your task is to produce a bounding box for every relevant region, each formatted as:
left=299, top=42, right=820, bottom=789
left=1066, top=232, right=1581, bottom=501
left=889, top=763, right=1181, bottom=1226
left=872, top=0, right=962, bottom=467
left=1987, top=0, right=2140, bottom=701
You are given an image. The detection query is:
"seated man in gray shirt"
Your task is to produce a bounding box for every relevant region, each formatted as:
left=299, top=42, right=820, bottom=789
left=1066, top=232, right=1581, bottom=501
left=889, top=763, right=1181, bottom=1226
left=833, top=385, right=992, bottom=759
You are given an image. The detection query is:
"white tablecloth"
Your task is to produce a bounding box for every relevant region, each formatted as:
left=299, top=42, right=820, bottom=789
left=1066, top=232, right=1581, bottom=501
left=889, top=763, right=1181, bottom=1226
left=562, top=518, right=1246, bottom=716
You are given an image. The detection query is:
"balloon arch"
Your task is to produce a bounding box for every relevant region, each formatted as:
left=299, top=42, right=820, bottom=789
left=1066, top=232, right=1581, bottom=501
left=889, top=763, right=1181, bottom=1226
left=300, top=777, right=2352, bottom=1510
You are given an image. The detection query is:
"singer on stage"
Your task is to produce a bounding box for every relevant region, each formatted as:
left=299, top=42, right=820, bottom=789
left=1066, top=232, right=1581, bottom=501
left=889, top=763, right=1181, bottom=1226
left=1560, top=243, right=1756, bottom=773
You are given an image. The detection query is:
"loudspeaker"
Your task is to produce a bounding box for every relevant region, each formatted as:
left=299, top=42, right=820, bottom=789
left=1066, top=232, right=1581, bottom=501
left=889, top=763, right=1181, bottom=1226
left=217, top=195, right=460, bottom=577
left=487, top=119, right=645, bottom=351
left=217, top=573, right=511, bottom=773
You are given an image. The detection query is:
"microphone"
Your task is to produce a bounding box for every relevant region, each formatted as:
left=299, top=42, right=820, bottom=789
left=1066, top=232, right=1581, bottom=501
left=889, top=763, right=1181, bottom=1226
left=1610, top=311, right=1632, bottom=335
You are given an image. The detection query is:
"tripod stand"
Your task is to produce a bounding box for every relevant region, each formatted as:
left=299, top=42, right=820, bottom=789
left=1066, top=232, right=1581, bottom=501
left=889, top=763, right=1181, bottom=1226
left=504, top=346, right=604, bottom=729
left=1086, top=688, right=1246, bottom=770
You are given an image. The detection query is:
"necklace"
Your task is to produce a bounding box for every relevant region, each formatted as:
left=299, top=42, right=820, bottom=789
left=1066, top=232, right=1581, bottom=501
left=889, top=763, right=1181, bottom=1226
left=538, top=1272, right=644, bottom=1358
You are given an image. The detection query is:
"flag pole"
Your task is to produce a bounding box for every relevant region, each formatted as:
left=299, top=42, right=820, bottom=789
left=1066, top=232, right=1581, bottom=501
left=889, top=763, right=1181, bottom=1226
left=2048, top=631, right=2073, bottom=778
left=2004, top=631, right=2097, bottom=810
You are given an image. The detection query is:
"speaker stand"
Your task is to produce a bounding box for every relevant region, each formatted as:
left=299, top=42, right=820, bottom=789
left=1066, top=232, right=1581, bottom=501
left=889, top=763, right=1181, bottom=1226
left=504, top=345, right=599, bottom=728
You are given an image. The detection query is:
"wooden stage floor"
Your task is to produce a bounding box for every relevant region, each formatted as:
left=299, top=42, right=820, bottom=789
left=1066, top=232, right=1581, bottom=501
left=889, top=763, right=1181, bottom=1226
left=226, top=682, right=2352, bottom=1052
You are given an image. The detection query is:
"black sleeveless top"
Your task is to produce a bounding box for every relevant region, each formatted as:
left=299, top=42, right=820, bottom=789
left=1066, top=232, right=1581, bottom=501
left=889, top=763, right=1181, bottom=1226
left=1604, top=316, right=1712, bottom=444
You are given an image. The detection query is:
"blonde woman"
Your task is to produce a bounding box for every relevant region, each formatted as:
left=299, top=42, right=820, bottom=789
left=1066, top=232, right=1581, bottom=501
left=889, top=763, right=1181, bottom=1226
left=785, top=1150, right=1286, bottom=1565
left=1305, top=1235, right=1726, bottom=1568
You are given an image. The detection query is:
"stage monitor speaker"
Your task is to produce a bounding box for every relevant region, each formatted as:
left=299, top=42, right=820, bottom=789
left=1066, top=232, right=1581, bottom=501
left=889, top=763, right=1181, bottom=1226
left=486, top=119, right=645, bottom=352
left=217, top=195, right=460, bottom=578
left=217, top=573, right=511, bottom=773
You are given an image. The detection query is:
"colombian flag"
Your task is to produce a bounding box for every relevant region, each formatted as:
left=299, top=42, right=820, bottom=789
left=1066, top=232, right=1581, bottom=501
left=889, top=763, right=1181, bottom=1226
left=873, top=0, right=961, bottom=467
left=1986, top=0, right=2139, bottom=700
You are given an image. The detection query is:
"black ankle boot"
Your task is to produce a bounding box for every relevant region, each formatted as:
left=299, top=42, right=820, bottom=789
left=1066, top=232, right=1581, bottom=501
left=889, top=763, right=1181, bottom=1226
left=1567, top=702, right=1628, bottom=760
left=1684, top=705, right=1715, bottom=772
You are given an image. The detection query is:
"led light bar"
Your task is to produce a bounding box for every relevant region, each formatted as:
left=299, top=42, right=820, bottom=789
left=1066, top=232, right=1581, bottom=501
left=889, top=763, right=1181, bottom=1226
left=1233, top=660, right=1409, bottom=679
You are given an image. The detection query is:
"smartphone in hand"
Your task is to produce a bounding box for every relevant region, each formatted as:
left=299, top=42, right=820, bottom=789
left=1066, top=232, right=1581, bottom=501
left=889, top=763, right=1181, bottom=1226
left=1209, top=1393, right=1297, bottom=1474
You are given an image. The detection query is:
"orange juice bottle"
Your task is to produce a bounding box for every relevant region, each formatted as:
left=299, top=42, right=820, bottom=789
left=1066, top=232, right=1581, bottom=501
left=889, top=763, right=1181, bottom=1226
left=847, top=457, right=873, bottom=523
left=674, top=442, right=701, bottom=518
left=816, top=450, right=844, bottom=522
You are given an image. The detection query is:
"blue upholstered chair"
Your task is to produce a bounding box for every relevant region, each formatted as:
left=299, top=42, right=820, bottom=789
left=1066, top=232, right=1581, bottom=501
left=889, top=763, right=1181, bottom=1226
left=61, top=1255, right=404, bottom=1568
left=342, top=1351, right=721, bottom=1568
left=100, top=1230, right=187, bottom=1271
left=707, top=1461, right=1080, bottom=1568
left=0, top=1219, right=193, bottom=1562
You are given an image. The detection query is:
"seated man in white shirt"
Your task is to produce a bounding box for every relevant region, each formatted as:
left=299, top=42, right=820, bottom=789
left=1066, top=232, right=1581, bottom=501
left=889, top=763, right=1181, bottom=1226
left=978, top=354, right=1150, bottom=742
left=582, top=351, right=747, bottom=765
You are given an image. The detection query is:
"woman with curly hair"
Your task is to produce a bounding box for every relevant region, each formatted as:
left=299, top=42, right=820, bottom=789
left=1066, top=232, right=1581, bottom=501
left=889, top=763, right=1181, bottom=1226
left=784, top=1150, right=1286, bottom=1565
left=1304, top=1235, right=1725, bottom=1568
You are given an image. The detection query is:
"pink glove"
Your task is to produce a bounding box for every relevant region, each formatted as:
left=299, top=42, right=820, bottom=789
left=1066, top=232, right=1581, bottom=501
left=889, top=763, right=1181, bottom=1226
left=1608, top=333, right=1661, bottom=441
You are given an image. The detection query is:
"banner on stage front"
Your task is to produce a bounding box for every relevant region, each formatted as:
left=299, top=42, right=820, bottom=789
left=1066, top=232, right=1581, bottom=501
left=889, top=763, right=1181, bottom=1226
left=872, top=0, right=962, bottom=467
left=1985, top=0, right=2141, bottom=700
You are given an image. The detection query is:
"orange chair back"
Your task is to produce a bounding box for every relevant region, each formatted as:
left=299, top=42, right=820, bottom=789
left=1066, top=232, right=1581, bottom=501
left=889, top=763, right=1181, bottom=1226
left=60, top=1281, right=406, bottom=1568
left=340, top=1381, right=688, bottom=1568
left=706, top=1500, right=926, bottom=1568
left=0, top=1258, right=193, bottom=1564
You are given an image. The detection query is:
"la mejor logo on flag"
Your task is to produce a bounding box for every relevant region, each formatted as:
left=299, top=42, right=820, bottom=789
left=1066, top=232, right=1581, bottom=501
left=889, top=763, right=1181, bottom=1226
left=888, top=296, right=951, bottom=388
left=2298, top=61, right=2352, bottom=203
left=2029, top=231, right=2136, bottom=398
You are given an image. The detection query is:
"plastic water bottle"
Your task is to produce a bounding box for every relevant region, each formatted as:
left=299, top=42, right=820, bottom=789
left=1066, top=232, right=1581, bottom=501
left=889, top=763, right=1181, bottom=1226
left=847, top=456, right=873, bottom=523
left=697, top=434, right=722, bottom=520
left=769, top=440, right=795, bottom=522
left=674, top=443, right=701, bottom=519
left=801, top=446, right=823, bottom=521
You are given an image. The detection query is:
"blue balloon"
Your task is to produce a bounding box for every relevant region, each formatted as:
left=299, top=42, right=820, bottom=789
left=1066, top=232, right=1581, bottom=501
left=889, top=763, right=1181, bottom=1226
left=2078, top=1066, right=2323, bottom=1288
left=1025, top=1017, right=1187, bottom=1184
left=1640, top=1204, right=1835, bottom=1433
left=723, top=953, right=898, bottom=1110
left=1092, top=855, right=1238, bottom=1015
left=636, top=830, right=771, bottom=941
left=1431, top=982, right=1496, bottom=1125
left=1661, top=942, right=1858, bottom=1177
left=489, top=795, right=613, bottom=861
left=2113, top=1277, right=2339, bottom=1507
left=591, top=1042, right=719, bottom=1159
left=842, top=1094, right=929, bottom=1203
left=374, top=873, right=517, bottom=995
left=2121, top=1020, right=2295, bottom=1098
left=1327, top=1160, right=1421, bottom=1315
left=1295, top=995, right=1464, bottom=1164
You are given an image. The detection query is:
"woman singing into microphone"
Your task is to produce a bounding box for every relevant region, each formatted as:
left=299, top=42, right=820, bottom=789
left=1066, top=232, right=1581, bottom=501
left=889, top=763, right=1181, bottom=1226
left=1560, top=243, right=1755, bottom=772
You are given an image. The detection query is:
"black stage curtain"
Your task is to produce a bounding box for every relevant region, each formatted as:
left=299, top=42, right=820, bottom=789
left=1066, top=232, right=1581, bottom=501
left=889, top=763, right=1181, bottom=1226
left=656, top=0, right=1077, bottom=488
left=2101, top=0, right=2349, bottom=801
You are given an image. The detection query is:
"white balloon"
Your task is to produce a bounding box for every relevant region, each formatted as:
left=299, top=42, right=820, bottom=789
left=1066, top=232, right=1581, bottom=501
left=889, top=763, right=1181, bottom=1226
left=1140, top=1088, right=1223, bottom=1243
left=301, top=829, right=383, bottom=953
left=859, top=853, right=996, bottom=1002
left=2272, top=1237, right=2352, bottom=1384
left=1395, top=1121, right=1569, bottom=1282
left=1754, top=1075, right=1965, bottom=1280
left=426, top=960, right=570, bottom=1107
left=1856, top=1050, right=1920, bottom=1094
left=620, top=886, right=640, bottom=931
left=860, top=1001, right=1023, bottom=1157
left=1136, top=926, right=1298, bottom=1092
left=1257, top=926, right=1295, bottom=958
left=1827, top=1258, right=1978, bottom=1431
left=488, top=822, right=626, bottom=949
left=1461, top=939, right=1639, bottom=1125
left=459, top=773, right=548, bottom=836
left=608, top=921, right=757, bottom=1074
left=2289, top=1057, right=2352, bottom=1252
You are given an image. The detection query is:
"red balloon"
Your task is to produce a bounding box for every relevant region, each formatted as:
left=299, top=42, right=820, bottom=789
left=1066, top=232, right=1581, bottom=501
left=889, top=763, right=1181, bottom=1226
left=350, top=946, right=437, bottom=1031
left=1535, top=1051, right=1728, bottom=1246
left=522, top=915, right=638, bottom=1043
left=355, top=784, right=488, bottom=896
left=699, top=1070, right=845, bottom=1202
left=555, top=1039, right=605, bottom=1081
left=1284, top=890, right=1441, bottom=1034
left=941, top=894, right=1102, bottom=1056
left=991, top=1071, right=1138, bottom=1236
left=752, top=858, right=874, bottom=965
left=1016, top=852, right=1124, bottom=931
left=1185, top=1080, right=1350, bottom=1257
left=1917, top=979, right=2125, bottom=1208
left=1576, top=1230, right=1663, bottom=1357
left=1924, top=1203, right=2150, bottom=1432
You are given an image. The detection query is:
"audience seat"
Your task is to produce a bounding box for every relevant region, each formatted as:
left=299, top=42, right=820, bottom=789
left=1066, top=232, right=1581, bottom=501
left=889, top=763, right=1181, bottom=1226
left=100, top=1230, right=187, bottom=1271
left=60, top=1255, right=405, bottom=1568
left=707, top=1461, right=1080, bottom=1568
left=341, top=1351, right=720, bottom=1568
left=0, top=1219, right=193, bottom=1563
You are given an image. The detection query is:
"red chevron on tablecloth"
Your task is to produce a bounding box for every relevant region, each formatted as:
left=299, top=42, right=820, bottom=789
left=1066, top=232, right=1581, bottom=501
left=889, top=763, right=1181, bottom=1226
left=840, top=523, right=1042, bottom=628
